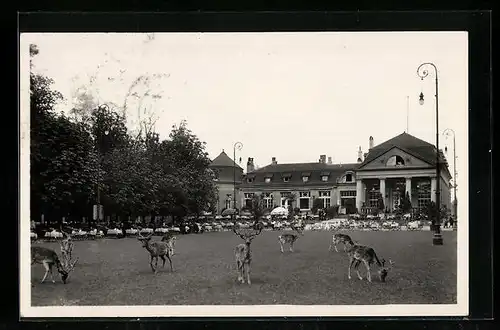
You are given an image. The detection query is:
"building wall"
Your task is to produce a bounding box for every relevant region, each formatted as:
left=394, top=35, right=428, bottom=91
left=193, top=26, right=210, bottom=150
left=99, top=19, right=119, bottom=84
left=215, top=182, right=242, bottom=214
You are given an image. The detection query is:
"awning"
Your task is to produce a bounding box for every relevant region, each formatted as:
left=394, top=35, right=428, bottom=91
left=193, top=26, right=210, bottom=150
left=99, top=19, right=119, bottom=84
left=301, top=172, right=311, bottom=176
left=281, top=173, right=292, bottom=178
left=320, top=171, right=330, bottom=176
left=264, top=173, right=274, bottom=178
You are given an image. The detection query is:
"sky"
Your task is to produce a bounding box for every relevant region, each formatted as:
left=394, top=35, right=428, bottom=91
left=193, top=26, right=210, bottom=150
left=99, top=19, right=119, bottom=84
left=21, top=32, right=467, bottom=187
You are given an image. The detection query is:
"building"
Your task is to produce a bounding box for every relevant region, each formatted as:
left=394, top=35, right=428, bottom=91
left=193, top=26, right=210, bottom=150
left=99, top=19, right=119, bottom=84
left=208, top=150, right=243, bottom=214
left=237, top=132, right=452, bottom=215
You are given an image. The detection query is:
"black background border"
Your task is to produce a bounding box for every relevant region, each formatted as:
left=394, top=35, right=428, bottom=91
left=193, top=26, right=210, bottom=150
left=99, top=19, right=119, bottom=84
left=7, top=8, right=493, bottom=330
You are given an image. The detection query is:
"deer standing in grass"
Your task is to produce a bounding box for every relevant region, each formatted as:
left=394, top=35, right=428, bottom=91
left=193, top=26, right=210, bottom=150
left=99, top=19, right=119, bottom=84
left=233, top=225, right=262, bottom=285
left=329, top=233, right=354, bottom=252
left=31, top=246, right=78, bottom=284
left=161, top=232, right=177, bottom=256
left=137, top=233, right=173, bottom=273
left=278, top=225, right=304, bottom=253
left=60, top=231, right=74, bottom=265
left=345, top=241, right=393, bottom=282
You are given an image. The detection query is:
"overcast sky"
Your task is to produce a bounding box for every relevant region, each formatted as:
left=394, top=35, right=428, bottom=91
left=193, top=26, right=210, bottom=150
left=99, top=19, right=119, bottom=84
left=22, top=32, right=467, bottom=182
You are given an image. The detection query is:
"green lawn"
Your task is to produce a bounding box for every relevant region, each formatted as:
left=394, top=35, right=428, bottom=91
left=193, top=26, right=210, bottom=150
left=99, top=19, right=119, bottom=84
left=30, top=230, right=457, bottom=306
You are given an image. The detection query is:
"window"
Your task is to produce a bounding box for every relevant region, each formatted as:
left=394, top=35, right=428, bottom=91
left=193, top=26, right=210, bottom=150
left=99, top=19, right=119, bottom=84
left=244, top=193, right=254, bottom=208
left=346, top=174, right=353, bottom=182
left=417, top=181, right=431, bottom=210
left=283, top=177, right=290, bottom=182
left=247, top=178, right=254, bottom=183
left=340, top=191, right=356, bottom=197
left=321, top=175, right=329, bottom=182
left=302, top=176, right=309, bottom=182
left=280, top=192, right=292, bottom=208
left=299, top=191, right=311, bottom=210
left=386, top=155, right=405, bottom=166
left=262, top=192, right=273, bottom=209
left=368, top=190, right=380, bottom=208
left=265, top=177, right=271, bottom=183
left=319, top=191, right=331, bottom=208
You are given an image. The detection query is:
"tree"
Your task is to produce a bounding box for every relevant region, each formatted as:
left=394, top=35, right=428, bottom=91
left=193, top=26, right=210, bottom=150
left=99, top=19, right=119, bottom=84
left=249, top=194, right=265, bottom=224
left=377, top=193, right=385, bottom=213
left=400, top=191, right=412, bottom=213
left=286, top=193, right=296, bottom=220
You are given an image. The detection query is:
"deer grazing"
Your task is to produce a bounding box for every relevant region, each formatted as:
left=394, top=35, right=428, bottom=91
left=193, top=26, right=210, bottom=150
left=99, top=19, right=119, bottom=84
left=161, top=232, right=177, bottom=256
left=31, top=246, right=78, bottom=284
left=60, top=231, right=75, bottom=264
left=345, top=241, right=393, bottom=282
left=329, top=233, right=354, bottom=252
left=137, top=233, right=173, bottom=274
left=232, top=225, right=262, bottom=285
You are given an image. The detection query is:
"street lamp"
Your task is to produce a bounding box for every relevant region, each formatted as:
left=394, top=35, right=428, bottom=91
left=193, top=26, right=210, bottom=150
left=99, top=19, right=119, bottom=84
left=233, top=142, right=243, bottom=211
left=94, top=104, right=110, bottom=229
left=417, top=62, right=444, bottom=245
left=443, top=128, right=458, bottom=223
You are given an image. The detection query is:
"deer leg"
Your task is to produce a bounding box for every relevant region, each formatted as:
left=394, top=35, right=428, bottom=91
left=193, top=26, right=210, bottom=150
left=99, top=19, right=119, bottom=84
left=355, top=261, right=363, bottom=280
left=335, top=243, right=339, bottom=252
left=167, top=255, right=173, bottom=272
left=41, top=261, right=50, bottom=283
left=279, top=240, right=284, bottom=253
left=245, top=262, right=251, bottom=285
left=289, top=242, right=294, bottom=252
left=149, top=255, right=156, bottom=273
left=364, top=260, right=372, bottom=282
left=348, top=258, right=355, bottom=280
left=160, top=255, right=166, bottom=268
left=236, top=260, right=242, bottom=282
left=49, top=264, right=56, bottom=283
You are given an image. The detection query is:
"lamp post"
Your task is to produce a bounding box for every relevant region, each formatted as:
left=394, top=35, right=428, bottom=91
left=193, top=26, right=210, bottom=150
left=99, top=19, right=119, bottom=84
left=417, top=62, right=443, bottom=245
left=233, top=142, right=243, bottom=211
left=94, top=104, right=110, bottom=229
left=443, top=128, right=458, bottom=223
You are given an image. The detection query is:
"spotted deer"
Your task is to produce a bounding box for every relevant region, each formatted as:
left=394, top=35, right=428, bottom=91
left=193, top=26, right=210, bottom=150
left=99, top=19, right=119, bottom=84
left=345, top=242, right=393, bottom=282
left=232, top=225, right=262, bottom=285
left=137, top=233, right=173, bottom=273
left=329, top=233, right=354, bottom=252
left=161, top=232, right=177, bottom=256
left=60, top=231, right=74, bottom=265
left=31, top=246, right=78, bottom=284
left=278, top=225, right=303, bottom=253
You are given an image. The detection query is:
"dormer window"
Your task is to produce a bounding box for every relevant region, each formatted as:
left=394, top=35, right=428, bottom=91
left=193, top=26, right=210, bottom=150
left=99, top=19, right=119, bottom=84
left=265, top=177, right=271, bottom=183
left=346, top=174, right=353, bottom=182
left=282, top=173, right=292, bottom=183
left=386, top=155, right=405, bottom=166
left=302, top=176, right=309, bottom=182
left=246, top=174, right=256, bottom=183
left=321, top=176, right=328, bottom=182
left=247, top=178, right=254, bottom=183
left=264, top=173, right=273, bottom=183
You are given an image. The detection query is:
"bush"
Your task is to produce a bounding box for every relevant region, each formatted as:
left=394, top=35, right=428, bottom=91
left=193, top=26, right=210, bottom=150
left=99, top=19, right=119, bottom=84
left=325, top=205, right=339, bottom=218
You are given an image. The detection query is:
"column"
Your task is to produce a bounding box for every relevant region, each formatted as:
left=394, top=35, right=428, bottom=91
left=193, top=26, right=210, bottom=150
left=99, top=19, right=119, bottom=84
left=405, top=177, right=412, bottom=201
left=356, top=179, right=363, bottom=211
left=380, top=178, right=386, bottom=209
left=431, top=178, right=437, bottom=202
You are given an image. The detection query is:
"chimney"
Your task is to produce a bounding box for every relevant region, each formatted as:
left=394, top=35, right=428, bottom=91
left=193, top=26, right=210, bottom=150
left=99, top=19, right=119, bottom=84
left=246, top=157, right=255, bottom=173
left=319, top=155, right=326, bottom=164
left=369, top=136, right=374, bottom=150
left=327, top=156, right=332, bottom=164
left=271, top=157, right=277, bottom=165
left=364, top=152, right=368, bottom=159
left=357, top=146, right=363, bottom=163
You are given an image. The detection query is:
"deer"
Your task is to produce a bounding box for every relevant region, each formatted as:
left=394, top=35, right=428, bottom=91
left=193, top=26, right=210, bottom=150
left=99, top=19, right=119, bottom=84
left=278, top=224, right=304, bottom=253
left=137, top=233, right=173, bottom=274
left=345, top=241, right=394, bottom=282
left=232, top=225, right=262, bottom=285
left=328, top=233, right=354, bottom=252
left=31, top=246, right=78, bottom=284
left=161, top=232, right=177, bottom=256
left=60, top=231, right=75, bottom=265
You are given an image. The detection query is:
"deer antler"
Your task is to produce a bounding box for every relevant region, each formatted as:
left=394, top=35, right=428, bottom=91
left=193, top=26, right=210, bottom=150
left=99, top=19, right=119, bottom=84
left=232, top=226, right=246, bottom=240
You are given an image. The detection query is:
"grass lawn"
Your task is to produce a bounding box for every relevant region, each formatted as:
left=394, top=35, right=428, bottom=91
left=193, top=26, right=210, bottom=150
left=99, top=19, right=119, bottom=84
left=30, top=230, right=457, bottom=306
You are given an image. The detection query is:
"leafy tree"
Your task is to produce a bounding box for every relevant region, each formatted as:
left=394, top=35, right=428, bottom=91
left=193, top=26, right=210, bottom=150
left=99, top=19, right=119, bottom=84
left=325, top=205, right=339, bottom=219
left=400, top=191, right=412, bottom=213
left=248, top=194, right=265, bottom=223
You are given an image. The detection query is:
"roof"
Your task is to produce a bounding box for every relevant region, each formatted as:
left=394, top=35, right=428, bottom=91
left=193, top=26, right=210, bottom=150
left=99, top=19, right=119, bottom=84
left=241, top=162, right=360, bottom=188
left=361, top=132, right=448, bottom=167
left=209, top=150, right=243, bottom=169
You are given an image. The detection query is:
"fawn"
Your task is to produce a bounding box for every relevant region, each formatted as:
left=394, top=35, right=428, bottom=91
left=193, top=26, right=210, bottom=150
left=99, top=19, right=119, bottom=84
left=345, top=241, right=393, bottom=282
left=31, top=246, right=78, bottom=284
left=233, top=225, right=262, bottom=285
left=137, top=233, right=173, bottom=273
left=278, top=224, right=304, bottom=253
left=161, top=233, right=177, bottom=256
left=329, top=233, right=354, bottom=252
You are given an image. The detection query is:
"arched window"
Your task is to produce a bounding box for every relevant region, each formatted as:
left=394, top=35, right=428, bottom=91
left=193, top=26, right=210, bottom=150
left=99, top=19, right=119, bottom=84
left=386, top=155, right=405, bottom=166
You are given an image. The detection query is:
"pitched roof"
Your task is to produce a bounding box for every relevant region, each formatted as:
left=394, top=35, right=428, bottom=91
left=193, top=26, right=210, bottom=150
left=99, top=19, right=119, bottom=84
left=241, top=162, right=360, bottom=188
left=209, top=150, right=243, bottom=169
left=361, top=132, right=448, bottom=167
